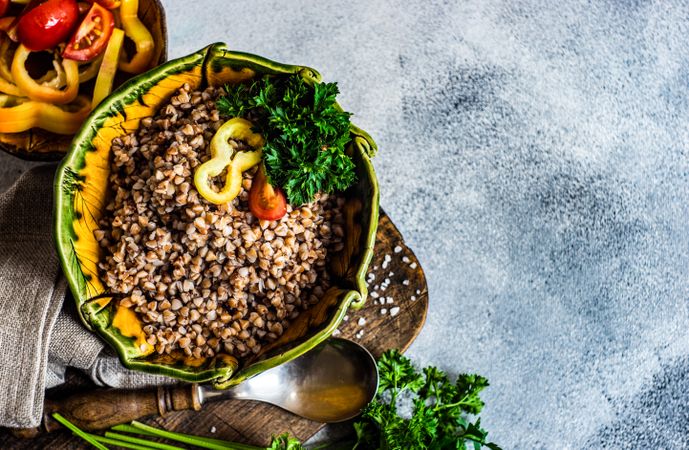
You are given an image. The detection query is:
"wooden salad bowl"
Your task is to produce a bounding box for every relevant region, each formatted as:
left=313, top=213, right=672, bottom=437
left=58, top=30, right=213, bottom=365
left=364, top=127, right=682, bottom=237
left=54, top=43, right=380, bottom=388
left=0, top=0, right=167, bottom=161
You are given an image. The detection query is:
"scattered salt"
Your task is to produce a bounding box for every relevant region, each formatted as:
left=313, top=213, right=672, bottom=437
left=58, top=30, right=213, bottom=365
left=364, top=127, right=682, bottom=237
left=390, top=307, right=400, bottom=317
left=384, top=278, right=390, bottom=285
left=379, top=298, right=386, bottom=305
left=402, top=279, right=410, bottom=286
left=386, top=297, right=394, bottom=304
left=416, top=289, right=421, bottom=295
left=382, top=260, right=389, bottom=269
left=394, top=245, right=402, bottom=253
left=384, top=254, right=391, bottom=261
left=332, top=329, right=341, bottom=336
left=373, top=265, right=378, bottom=270
left=358, top=317, right=367, bottom=326
left=343, top=315, right=349, bottom=321
left=411, top=295, right=416, bottom=301
left=210, top=427, right=216, bottom=433
left=355, top=330, right=365, bottom=339
left=381, top=308, right=388, bottom=315
left=374, top=284, right=380, bottom=291
left=388, top=272, right=394, bottom=277
left=370, top=291, right=379, bottom=299
left=402, top=256, right=411, bottom=264
left=409, top=262, right=418, bottom=269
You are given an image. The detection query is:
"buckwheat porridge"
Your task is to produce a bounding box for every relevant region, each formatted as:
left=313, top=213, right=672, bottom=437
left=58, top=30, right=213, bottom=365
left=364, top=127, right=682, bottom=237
left=95, top=83, right=346, bottom=360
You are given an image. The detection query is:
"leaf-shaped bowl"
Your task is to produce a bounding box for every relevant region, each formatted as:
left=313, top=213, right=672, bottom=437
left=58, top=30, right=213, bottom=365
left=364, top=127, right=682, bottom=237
left=0, top=0, right=167, bottom=161
left=54, top=43, right=379, bottom=388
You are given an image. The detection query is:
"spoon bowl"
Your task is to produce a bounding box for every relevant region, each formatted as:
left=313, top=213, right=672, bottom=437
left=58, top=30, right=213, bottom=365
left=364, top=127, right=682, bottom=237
left=203, top=338, right=379, bottom=422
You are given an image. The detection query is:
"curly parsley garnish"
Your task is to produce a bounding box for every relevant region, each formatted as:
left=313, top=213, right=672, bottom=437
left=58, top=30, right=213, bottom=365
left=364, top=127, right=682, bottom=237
left=353, top=350, right=502, bottom=450
left=217, top=74, right=355, bottom=206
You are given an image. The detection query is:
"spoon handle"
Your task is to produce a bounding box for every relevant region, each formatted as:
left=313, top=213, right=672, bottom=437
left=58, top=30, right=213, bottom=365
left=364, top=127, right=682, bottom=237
left=11, top=385, right=203, bottom=438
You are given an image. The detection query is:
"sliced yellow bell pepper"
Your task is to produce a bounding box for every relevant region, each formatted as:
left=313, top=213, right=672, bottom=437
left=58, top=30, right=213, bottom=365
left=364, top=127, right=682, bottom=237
left=118, top=0, right=154, bottom=74
left=92, top=27, right=124, bottom=107
left=0, top=95, right=91, bottom=134
left=11, top=44, right=79, bottom=104
left=78, top=53, right=105, bottom=83
left=194, top=118, right=264, bottom=205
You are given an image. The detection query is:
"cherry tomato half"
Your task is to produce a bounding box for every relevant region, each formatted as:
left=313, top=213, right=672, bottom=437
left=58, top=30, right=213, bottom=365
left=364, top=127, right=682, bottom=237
left=16, top=0, right=79, bottom=51
left=0, top=0, right=10, bottom=18
left=249, top=166, right=288, bottom=221
left=62, top=2, right=113, bottom=61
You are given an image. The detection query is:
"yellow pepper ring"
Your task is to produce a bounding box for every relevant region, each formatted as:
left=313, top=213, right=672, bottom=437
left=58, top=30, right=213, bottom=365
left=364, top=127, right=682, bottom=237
left=0, top=36, right=15, bottom=82
left=0, top=95, right=91, bottom=134
left=118, top=0, right=155, bottom=74
left=194, top=118, right=264, bottom=205
left=11, top=44, right=79, bottom=105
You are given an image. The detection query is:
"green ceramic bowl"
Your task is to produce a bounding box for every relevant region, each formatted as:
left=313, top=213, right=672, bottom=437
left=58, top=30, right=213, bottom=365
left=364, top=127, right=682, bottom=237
left=54, top=43, right=379, bottom=388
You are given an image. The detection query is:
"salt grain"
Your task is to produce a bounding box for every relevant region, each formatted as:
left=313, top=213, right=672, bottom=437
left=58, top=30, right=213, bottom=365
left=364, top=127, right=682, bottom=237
left=410, top=262, right=417, bottom=269
left=402, top=256, right=411, bottom=264
left=210, top=427, right=216, bottom=433
left=411, top=295, right=416, bottom=301
left=382, top=260, right=389, bottom=269
left=386, top=297, right=394, bottom=304
left=388, top=272, right=394, bottom=277
left=332, top=329, right=341, bottom=336
left=343, top=315, right=349, bottom=321
left=370, top=292, right=379, bottom=299
left=394, top=245, right=402, bottom=253
left=381, top=308, right=388, bottom=315
left=416, top=289, right=421, bottom=294
left=402, top=280, right=410, bottom=286
left=390, top=307, right=400, bottom=317
left=357, top=317, right=367, bottom=326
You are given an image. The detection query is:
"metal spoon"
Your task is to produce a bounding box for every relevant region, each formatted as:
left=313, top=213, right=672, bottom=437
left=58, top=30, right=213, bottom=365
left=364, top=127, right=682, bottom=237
left=202, top=337, right=379, bottom=422
left=15, top=338, right=379, bottom=437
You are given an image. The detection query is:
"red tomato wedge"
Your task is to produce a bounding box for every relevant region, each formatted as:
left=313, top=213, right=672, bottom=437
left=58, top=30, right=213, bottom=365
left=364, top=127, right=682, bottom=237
left=249, top=166, right=288, bottom=221
left=62, top=2, right=113, bottom=61
left=16, top=0, right=79, bottom=51
left=0, top=0, right=10, bottom=18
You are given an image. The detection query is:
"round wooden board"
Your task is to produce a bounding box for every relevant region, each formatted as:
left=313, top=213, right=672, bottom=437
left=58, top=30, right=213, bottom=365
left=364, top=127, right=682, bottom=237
left=0, top=0, right=168, bottom=161
left=0, top=209, right=428, bottom=448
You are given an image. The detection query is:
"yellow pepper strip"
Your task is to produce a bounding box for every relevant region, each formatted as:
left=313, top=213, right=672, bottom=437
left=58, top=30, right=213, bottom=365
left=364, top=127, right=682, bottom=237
left=0, top=37, right=13, bottom=82
left=0, top=95, right=91, bottom=134
left=0, top=37, right=24, bottom=97
left=11, top=45, right=79, bottom=104
left=92, top=28, right=124, bottom=107
left=118, top=0, right=154, bottom=74
left=78, top=54, right=105, bottom=83
left=194, top=118, right=264, bottom=205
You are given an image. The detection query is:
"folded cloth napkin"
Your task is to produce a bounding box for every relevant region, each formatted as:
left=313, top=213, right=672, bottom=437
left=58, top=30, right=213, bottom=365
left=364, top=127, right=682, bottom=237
left=0, top=165, right=174, bottom=429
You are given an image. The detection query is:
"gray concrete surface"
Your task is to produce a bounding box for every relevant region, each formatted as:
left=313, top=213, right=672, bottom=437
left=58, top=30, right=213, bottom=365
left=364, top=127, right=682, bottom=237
left=3, top=0, right=689, bottom=448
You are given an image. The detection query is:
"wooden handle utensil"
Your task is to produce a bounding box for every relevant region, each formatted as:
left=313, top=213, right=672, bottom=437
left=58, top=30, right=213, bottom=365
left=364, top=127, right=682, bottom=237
left=11, top=384, right=202, bottom=438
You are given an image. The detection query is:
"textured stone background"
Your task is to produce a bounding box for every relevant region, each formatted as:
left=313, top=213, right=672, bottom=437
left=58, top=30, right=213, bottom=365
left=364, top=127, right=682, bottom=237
left=3, top=0, right=689, bottom=448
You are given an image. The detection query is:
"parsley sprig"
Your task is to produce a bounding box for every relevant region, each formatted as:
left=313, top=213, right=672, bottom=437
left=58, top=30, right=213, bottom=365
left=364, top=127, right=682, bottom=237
left=217, top=75, right=356, bottom=206
left=353, top=350, right=502, bottom=450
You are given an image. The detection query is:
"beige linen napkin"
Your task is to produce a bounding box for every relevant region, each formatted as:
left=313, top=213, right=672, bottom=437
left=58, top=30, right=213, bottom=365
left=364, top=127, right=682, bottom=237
left=0, top=166, right=172, bottom=428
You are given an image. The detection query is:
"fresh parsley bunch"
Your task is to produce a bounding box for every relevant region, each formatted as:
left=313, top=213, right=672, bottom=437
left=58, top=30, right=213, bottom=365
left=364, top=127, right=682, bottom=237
left=217, top=75, right=356, bottom=206
left=352, top=350, right=501, bottom=450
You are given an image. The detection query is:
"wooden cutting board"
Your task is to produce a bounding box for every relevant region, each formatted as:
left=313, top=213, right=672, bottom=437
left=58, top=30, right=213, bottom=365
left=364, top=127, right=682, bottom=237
left=0, top=209, right=428, bottom=448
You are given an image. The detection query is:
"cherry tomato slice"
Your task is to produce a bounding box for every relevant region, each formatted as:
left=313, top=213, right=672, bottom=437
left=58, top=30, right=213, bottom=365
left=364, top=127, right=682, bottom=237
left=0, top=0, right=10, bottom=18
left=16, top=0, right=79, bottom=51
left=249, top=166, right=287, bottom=221
left=62, top=2, right=113, bottom=61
